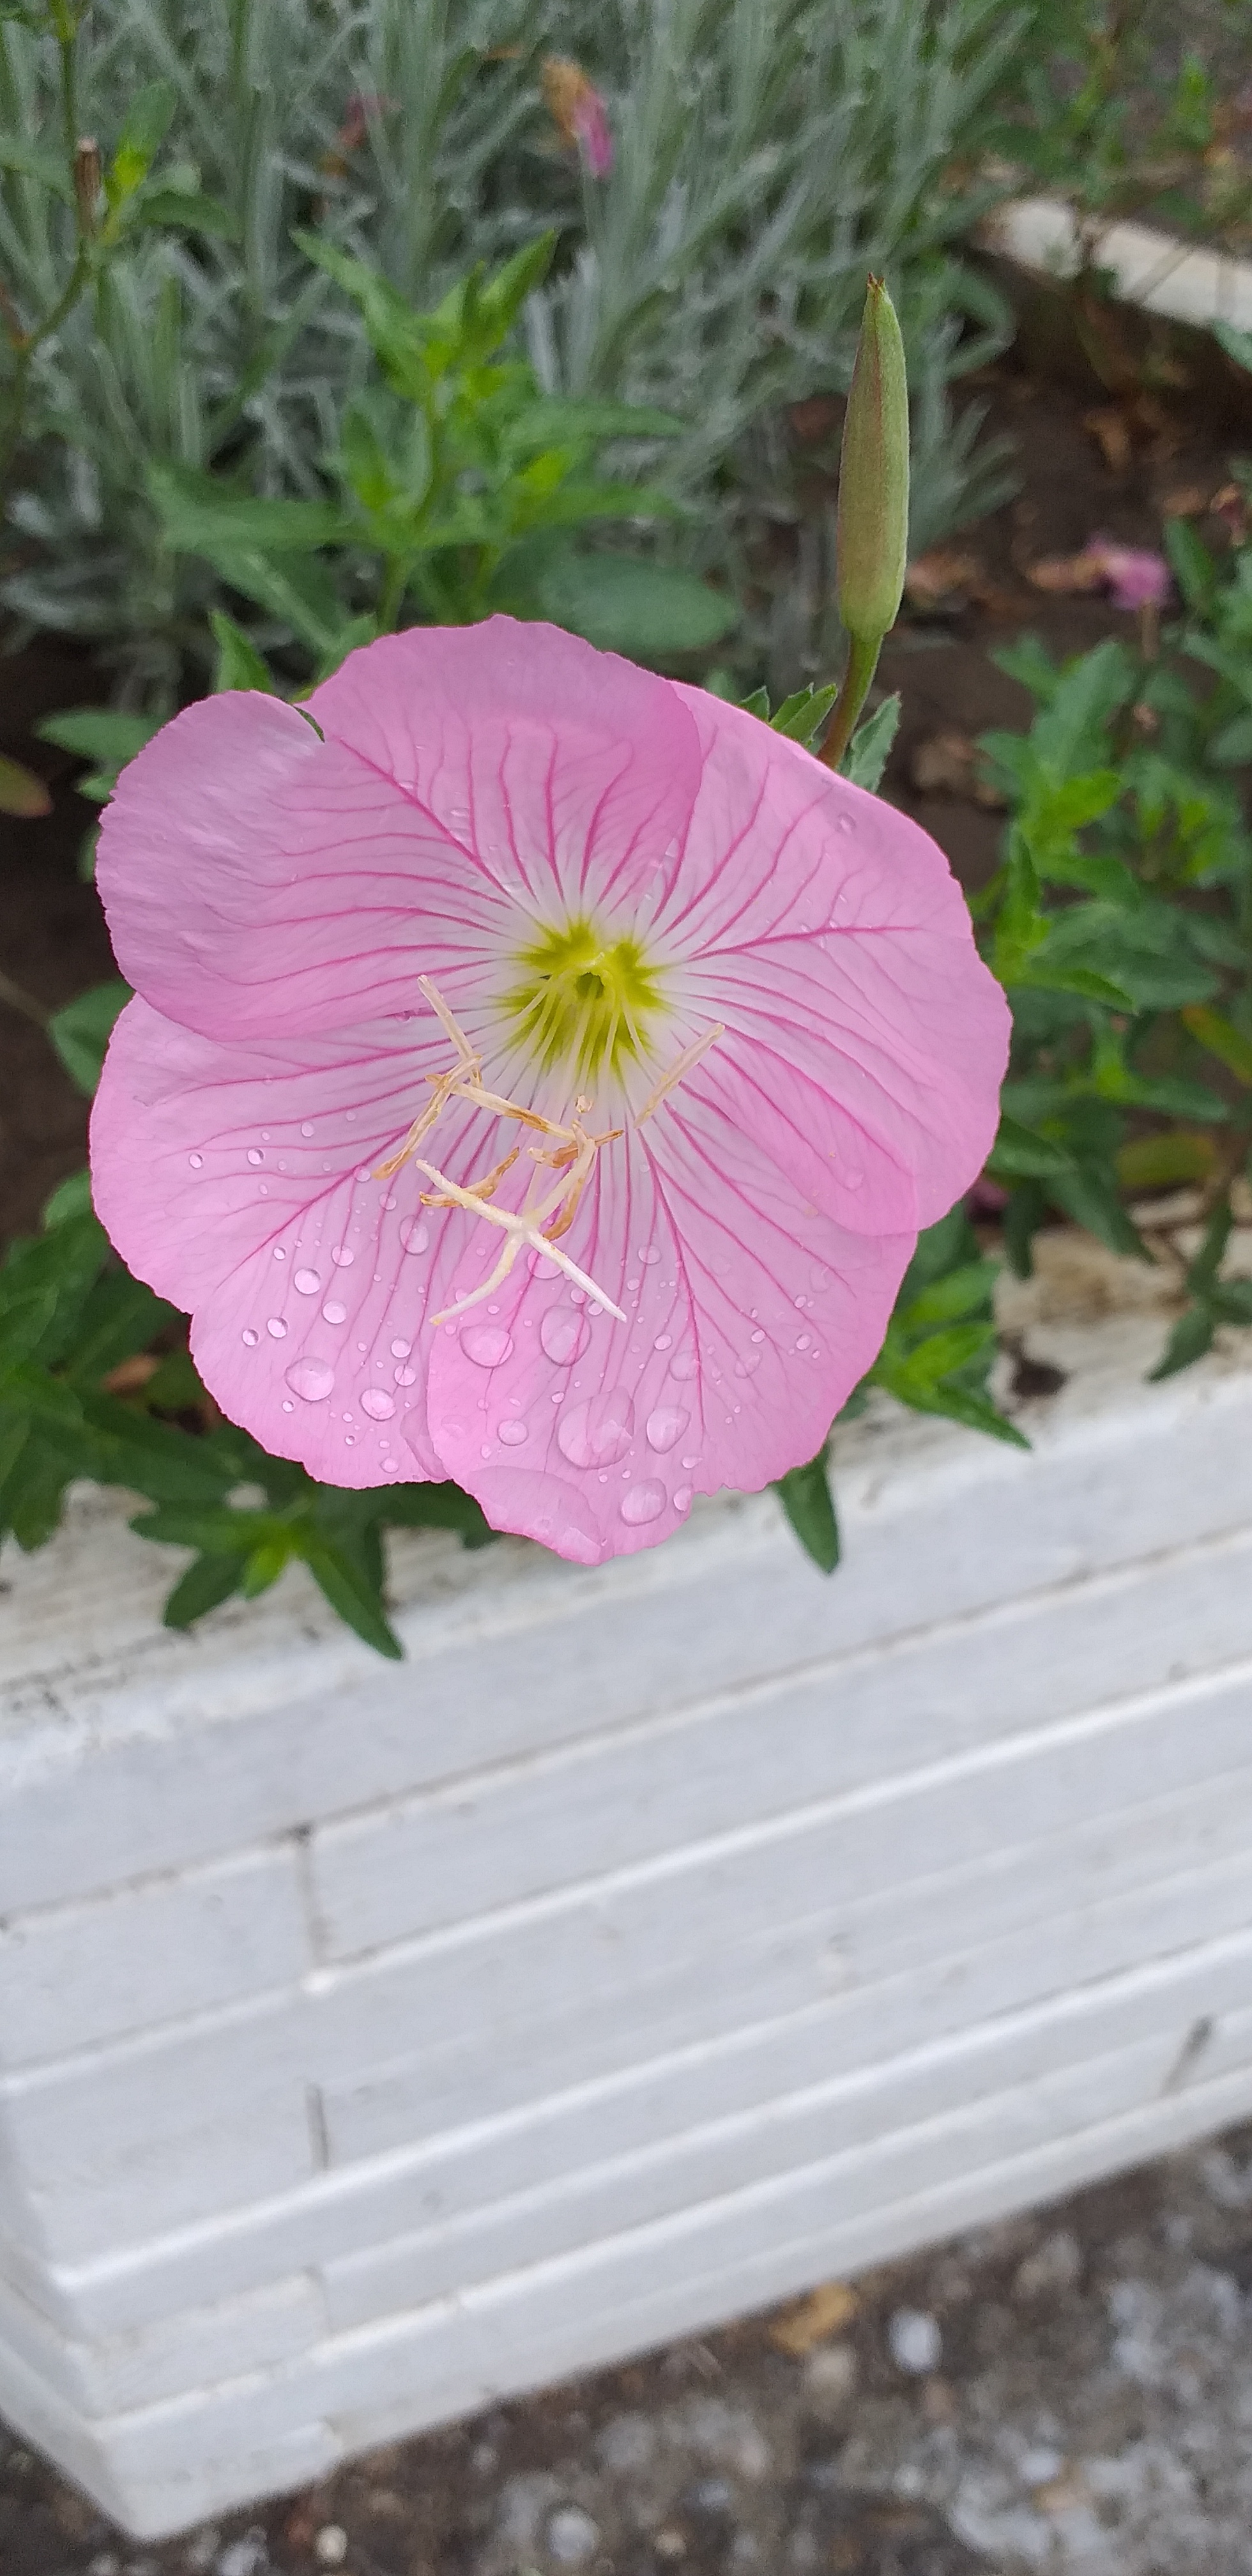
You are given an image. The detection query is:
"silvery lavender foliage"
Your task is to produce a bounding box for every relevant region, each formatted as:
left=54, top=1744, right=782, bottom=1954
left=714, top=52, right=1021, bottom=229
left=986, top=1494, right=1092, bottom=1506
left=1, top=0, right=1022, bottom=684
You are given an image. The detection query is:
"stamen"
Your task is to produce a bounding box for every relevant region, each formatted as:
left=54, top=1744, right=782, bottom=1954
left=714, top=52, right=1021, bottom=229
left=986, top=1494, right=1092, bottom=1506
left=636, top=1023, right=725, bottom=1126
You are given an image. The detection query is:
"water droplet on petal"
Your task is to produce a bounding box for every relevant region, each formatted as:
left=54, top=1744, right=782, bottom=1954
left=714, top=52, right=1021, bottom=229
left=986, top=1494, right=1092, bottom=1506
left=646, top=1406, right=689, bottom=1453
left=620, top=1480, right=666, bottom=1526
left=674, top=1486, right=693, bottom=1512
left=241, top=1327, right=259, bottom=1347
left=394, top=1366, right=417, bottom=1386
left=796, top=1333, right=812, bottom=1353
left=332, top=1245, right=355, bottom=1266
left=286, top=1358, right=334, bottom=1402
left=669, top=1349, right=698, bottom=1381
left=529, top=1250, right=561, bottom=1279
left=390, top=1338, right=411, bottom=1358
left=845, top=1169, right=864, bottom=1191
left=837, top=813, right=853, bottom=834
left=282, top=1400, right=294, bottom=1413
left=361, top=1388, right=396, bottom=1420
left=638, top=1246, right=660, bottom=1265
left=266, top=1316, right=287, bottom=1339
left=300, top=1122, right=314, bottom=1138
left=540, top=1306, right=590, bottom=1367
left=654, top=1333, right=672, bottom=1351
left=736, top=1350, right=762, bottom=1377
left=401, top=1219, right=429, bottom=1256
left=322, top=1301, right=347, bottom=1326
left=247, top=1148, right=264, bottom=1166
left=188, top=1153, right=203, bottom=1169
left=498, top=1418, right=528, bottom=1446
left=461, top=1324, right=514, bottom=1368
left=273, top=1246, right=286, bottom=1261
left=557, top=1389, right=635, bottom=1469
left=294, top=1268, right=320, bottom=1295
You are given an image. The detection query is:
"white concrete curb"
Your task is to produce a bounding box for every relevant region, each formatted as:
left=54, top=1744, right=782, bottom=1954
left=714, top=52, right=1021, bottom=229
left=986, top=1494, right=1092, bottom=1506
left=983, top=195, right=1252, bottom=337
left=3, top=1237, right=1252, bottom=2536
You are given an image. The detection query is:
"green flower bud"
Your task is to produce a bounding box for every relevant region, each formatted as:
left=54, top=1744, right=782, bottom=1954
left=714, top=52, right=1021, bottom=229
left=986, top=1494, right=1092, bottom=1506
left=836, top=277, right=910, bottom=646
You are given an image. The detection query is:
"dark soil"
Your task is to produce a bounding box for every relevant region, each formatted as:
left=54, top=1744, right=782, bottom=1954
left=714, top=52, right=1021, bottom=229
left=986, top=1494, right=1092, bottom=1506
left=3, top=360, right=1251, bottom=1246
left=6, top=2122, right=1252, bottom=2574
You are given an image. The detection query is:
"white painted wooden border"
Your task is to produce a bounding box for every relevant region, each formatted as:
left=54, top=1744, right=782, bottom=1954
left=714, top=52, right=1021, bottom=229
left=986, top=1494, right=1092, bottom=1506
left=3, top=1236, right=1252, bottom=2538
left=982, top=195, right=1252, bottom=335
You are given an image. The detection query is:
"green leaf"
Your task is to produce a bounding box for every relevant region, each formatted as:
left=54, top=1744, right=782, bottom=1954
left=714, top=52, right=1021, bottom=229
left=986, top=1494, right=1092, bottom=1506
left=47, top=980, right=132, bottom=1096
left=210, top=611, right=279, bottom=694
left=149, top=462, right=347, bottom=556
left=380, top=1480, right=496, bottom=1548
left=1047, top=1166, right=1152, bottom=1262
left=1182, top=1003, right=1252, bottom=1087
left=534, top=551, right=737, bottom=655
left=508, top=397, right=685, bottom=450
left=1148, top=1301, right=1216, bottom=1381
left=134, top=188, right=240, bottom=238
left=475, top=233, right=558, bottom=341
left=1209, top=712, right=1252, bottom=767
left=1212, top=1277, right=1252, bottom=1326
left=986, top=1114, right=1074, bottom=1180
left=768, top=684, right=839, bottom=748
left=42, top=1168, right=93, bottom=1227
left=107, top=79, right=178, bottom=205
left=842, top=694, right=901, bottom=791
left=1212, top=318, right=1252, bottom=376
left=0, top=755, right=51, bottom=818
left=1164, top=516, right=1217, bottom=615
left=36, top=707, right=160, bottom=774
left=0, top=137, right=72, bottom=199
left=1015, top=963, right=1137, bottom=1011
left=302, top=1537, right=403, bottom=1657
left=901, top=1261, right=1000, bottom=1329
left=774, top=1446, right=839, bottom=1573
left=163, top=1551, right=247, bottom=1629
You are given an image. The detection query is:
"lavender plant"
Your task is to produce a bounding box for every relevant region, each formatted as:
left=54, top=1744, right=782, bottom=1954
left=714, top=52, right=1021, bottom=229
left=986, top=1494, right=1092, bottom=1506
left=1, top=0, right=1024, bottom=683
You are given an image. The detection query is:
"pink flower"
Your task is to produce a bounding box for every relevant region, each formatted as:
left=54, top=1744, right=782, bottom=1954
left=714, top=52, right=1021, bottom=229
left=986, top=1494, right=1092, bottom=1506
left=1085, top=538, right=1171, bottom=614
left=542, top=57, right=613, bottom=178
left=90, top=619, right=1008, bottom=1565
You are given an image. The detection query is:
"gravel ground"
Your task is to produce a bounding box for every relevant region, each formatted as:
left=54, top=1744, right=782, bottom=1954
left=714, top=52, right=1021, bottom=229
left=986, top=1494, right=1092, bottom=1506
left=8, top=2120, right=1252, bottom=2576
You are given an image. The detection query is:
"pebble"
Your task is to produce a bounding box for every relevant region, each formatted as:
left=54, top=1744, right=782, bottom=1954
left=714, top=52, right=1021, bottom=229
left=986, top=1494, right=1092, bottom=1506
left=887, top=2308, right=943, bottom=2374
left=803, top=2342, right=859, bottom=2405
left=313, top=2531, right=347, bottom=2569
left=546, top=2504, right=600, bottom=2563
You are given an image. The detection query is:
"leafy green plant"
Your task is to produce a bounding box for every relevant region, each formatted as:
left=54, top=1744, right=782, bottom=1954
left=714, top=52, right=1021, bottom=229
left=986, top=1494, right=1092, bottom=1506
left=2, top=0, right=1027, bottom=677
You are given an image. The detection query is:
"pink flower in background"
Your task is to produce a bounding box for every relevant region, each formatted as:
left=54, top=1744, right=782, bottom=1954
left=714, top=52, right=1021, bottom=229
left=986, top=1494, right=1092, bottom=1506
left=90, top=619, right=1008, bottom=1566
left=542, top=57, right=613, bottom=178
left=1085, top=537, right=1171, bottom=614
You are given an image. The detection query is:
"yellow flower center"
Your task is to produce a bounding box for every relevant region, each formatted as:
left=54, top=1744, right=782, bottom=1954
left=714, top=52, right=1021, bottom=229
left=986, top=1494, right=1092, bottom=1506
left=503, top=916, right=664, bottom=1084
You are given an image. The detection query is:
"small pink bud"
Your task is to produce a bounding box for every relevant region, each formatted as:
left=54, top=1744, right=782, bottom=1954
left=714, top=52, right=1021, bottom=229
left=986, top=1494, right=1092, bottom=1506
left=542, top=57, right=613, bottom=178
left=1084, top=537, right=1171, bottom=613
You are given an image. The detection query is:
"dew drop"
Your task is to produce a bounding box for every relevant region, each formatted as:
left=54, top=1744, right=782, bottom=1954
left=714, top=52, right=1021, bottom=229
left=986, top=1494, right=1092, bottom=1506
left=273, top=1246, right=286, bottom=1261
left=845, top=1169, right=864, bottom=1192
left=294, top=1268, right=321, bottom=1296
left=241, top=1327, right=259, bottom=1347
left=394, top=1366, right=417, bottom=1385
left=528, top=1250, right=561, bottom=1279
left=540, top=1306, right=590, bottom=1367
left=401, top=1219, right=429, bottom=1257
left=266, top=1316, right=287, bottom=1339
left=646, top=1405, right=689, bottom=1453
left=837, top=813, right=853, bottom=834
left=361, top=1388, right=397, bottom=1420
left=300, top=1123, right=314, bottom=1138
left=498, top=1418, right=528, bottom=1446
left=391, top=1338, right=411, bottom=1358
left=331, top=1245, right=355, bottom=1266
left=322, top=1301, right=347, bottom=1326
left=681, top=1454, right=698, bottom=1469
left=282, top=1400, right=294, bottom=1413
left=461, top=1324, right=514, bottom=1368
left=557, top=1388, right=635, bottom=1469
left=638, top=1246, right=660, bottom=1265
left=674, top=1485, right=693, bottom=1514
left=188, top=1153, right=203, bottom=1169
left=286, top=1358, right=334, bottom=1403
left=669, top=1349, right=699, bottom=1382
left=620, top=1480, right=666, bottom=1526
left=379, top=1192, right=397, bottom=1210
left=344, top=1435, right=355, bottom=1446
left=247, top=1148, right=264, bottom=1166
left=796, top=1333, right=812, bottom=1353
left=736, top=1350, right=762, bottom=1377
left=654, top=1333, right=673, bottom=1351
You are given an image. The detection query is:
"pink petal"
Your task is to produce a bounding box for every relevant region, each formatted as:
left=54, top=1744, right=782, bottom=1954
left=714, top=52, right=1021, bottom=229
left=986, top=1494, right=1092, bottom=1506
left=91, top=996, right=502, bottom=1487
left=422, top=1116, right=911, bottom=1562
left=309, top=618, right=703, bottom=924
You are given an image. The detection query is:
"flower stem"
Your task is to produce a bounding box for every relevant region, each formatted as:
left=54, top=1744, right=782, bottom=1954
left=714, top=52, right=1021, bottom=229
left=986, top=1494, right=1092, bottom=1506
left=816, top=632, right=882, bottom=774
